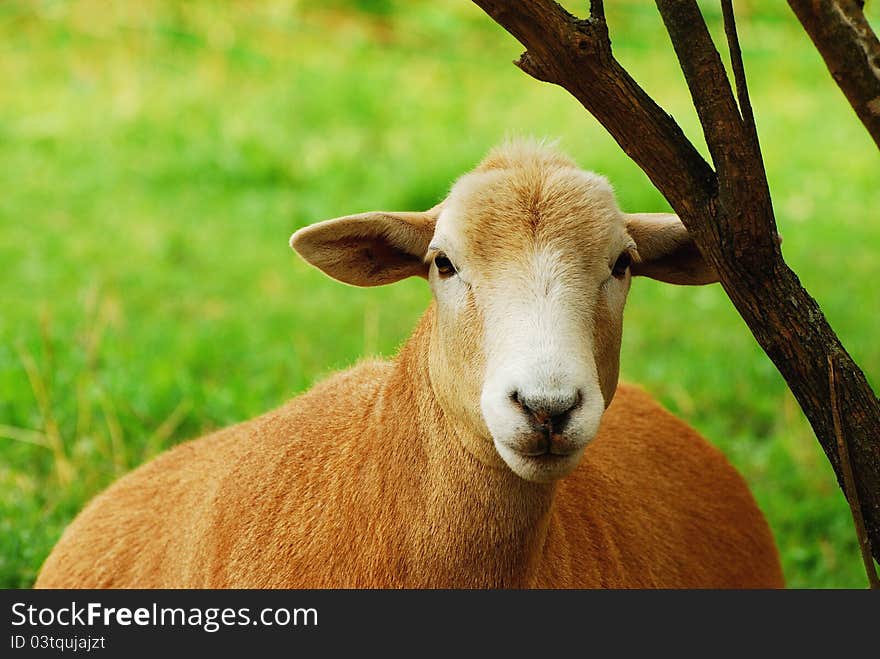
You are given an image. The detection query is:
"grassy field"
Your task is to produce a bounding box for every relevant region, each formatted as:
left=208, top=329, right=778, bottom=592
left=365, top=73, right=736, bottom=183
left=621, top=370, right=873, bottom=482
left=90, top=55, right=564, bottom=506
left=1, top=0, right=878, bottom=588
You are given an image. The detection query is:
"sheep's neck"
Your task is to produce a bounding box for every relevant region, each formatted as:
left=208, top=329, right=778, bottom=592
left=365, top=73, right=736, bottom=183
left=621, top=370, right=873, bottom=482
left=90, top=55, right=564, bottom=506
left=387, top=308, right=563, bottom=587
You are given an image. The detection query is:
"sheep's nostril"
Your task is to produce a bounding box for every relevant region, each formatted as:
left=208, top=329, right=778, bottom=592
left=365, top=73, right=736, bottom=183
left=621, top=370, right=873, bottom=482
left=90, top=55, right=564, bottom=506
left=509, top=390, right=523, bottom=409
left=512, top=389, right=582, bottom=432
left=543, top=409, right=569, bottom=432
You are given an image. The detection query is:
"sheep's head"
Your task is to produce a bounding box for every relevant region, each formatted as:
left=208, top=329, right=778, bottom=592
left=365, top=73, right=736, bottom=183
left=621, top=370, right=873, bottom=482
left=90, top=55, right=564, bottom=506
left=291, top=141, right=717, bottom=483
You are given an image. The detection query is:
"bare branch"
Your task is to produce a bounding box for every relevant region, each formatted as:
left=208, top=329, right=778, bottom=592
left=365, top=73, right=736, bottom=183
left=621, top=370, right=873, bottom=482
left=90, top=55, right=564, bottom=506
left=721, top=0, right=759, bottom=150
left=655, top=3, right=745, bottom=174
left=788, top=0, right=880, bottom=149
left=470, top=0, right=716, bottom=222
left=656, top=0, right=778, bottom=254
left=829, top=355, right=880, bottom=589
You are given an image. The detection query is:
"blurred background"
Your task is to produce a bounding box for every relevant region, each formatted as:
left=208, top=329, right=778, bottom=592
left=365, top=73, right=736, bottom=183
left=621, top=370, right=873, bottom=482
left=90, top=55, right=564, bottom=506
left=1, top=0, right=878, bottom=588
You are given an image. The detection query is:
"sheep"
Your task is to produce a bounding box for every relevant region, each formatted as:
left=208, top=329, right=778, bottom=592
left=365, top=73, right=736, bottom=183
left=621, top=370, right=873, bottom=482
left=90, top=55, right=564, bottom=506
left=35, top=140, right=784, bottom=588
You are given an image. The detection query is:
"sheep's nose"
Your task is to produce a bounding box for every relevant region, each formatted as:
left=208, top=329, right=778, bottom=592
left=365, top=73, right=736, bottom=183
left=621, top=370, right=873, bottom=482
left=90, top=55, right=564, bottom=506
left=511, top=389, right=582, bottom=432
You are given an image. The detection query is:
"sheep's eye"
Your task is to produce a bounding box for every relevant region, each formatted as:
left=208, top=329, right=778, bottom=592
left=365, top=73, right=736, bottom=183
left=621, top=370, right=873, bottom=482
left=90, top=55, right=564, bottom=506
left=612, top=251, right=632, bottom=279
left=434, top=253, right=457, bottom=278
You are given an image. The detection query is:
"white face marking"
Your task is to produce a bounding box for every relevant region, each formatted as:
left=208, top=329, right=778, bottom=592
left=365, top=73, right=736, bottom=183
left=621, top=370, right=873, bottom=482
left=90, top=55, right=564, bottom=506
left=478, top=247, right=607, bottom=482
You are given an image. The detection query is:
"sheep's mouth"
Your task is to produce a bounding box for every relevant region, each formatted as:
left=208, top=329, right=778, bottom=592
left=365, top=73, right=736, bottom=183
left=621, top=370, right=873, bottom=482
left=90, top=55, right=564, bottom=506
left=516, top=452, right=580, bottom=471
left=508, top=430, right=582, bottom=458
left=494, top=437, right=586, bottom=483
left=516, top=445, right=578, bottom=458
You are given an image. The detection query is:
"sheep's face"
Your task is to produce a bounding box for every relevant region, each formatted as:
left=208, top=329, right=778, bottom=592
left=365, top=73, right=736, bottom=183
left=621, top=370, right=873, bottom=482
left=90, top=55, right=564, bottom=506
left=425, top=164, right=630, bottom=482
left=291, top=142, right=717, bottom=483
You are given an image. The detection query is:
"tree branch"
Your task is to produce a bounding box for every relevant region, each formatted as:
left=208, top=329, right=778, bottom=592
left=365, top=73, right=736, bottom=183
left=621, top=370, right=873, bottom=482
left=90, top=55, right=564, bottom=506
left=829, top=355, right=880, bottom=588
left=472, top=0, right=880, bottom=564
left=788, top=0, right=880, bottom=149
left=721, top=0, right=761, bottom=165
left=656, top=0, right=779, bottom=257
left=471, top=0, right=717, bottom=224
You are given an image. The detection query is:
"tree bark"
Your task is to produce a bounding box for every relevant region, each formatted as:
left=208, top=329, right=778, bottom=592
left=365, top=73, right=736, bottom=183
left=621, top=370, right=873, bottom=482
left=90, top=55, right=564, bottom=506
left=788, top=0, right=880, bottom=150
left=472, top=0, right=880, bottom=563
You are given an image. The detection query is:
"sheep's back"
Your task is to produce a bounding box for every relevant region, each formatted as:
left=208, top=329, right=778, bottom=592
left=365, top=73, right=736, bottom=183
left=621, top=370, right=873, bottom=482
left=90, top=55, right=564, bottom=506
left=34, top=360, right=394, bottom=588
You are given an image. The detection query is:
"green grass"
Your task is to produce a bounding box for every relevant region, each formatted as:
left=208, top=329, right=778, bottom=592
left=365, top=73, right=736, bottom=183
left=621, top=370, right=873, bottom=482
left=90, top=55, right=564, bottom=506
left=1, top=0, right=878, bottom=588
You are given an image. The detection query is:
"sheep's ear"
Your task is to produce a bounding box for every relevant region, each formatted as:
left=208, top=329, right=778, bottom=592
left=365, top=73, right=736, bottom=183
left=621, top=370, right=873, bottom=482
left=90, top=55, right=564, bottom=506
left=290, top=208, right=438, bottom=287
left=625, top=212, right=719, bottom=286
